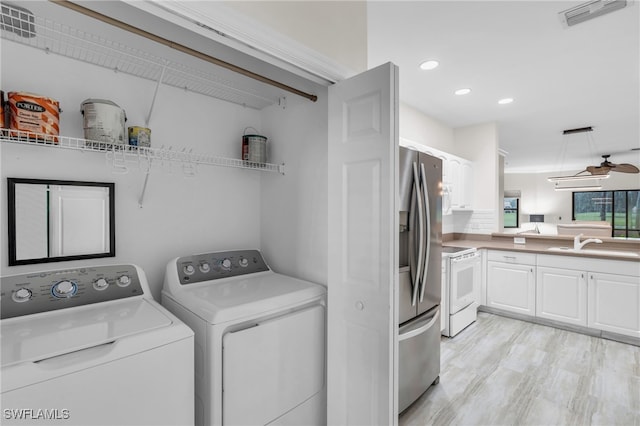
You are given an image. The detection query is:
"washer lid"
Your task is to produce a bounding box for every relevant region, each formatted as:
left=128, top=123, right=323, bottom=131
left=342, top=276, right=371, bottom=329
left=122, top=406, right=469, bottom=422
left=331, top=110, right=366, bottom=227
left=164, top=271, right=326, bottom=324
left=1, top=298, right=172, bottom=367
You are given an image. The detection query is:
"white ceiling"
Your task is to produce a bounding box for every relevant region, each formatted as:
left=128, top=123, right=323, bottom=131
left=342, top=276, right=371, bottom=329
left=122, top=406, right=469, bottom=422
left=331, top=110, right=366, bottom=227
left=367, top=1, right=640, bottom=174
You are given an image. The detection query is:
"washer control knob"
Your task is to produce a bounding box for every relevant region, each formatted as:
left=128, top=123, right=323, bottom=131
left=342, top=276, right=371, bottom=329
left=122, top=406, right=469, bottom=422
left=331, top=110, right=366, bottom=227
left=183, top=265, right=195, bottom=275
left=93, top=278, right=109, bottom=291
left=221, top=258, right=232, bottom=270
left=117, top=275, right=131, bottom=287
left=52, top=281, right=77, bottom=298
left=199, top=262, right=210, bottom=273
left=239, top=258, right=249, bottom=268
left=12, top=288, right=32, bottom=303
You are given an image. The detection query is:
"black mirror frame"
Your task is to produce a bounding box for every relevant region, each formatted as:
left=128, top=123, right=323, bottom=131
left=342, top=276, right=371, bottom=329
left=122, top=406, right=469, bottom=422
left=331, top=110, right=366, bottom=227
left=7, top=178, right=116, bottom=266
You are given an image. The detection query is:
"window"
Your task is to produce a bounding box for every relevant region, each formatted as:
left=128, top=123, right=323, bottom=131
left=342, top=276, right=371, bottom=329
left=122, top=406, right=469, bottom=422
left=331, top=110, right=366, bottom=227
left=572, top=190, right=640, bottom=238
left=503, top=195, right=520, bottom=228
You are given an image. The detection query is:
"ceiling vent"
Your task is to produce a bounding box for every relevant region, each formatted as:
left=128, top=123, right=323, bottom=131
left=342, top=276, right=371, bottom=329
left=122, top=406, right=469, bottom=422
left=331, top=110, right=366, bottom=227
left=559, top=0, right=628, bottom=27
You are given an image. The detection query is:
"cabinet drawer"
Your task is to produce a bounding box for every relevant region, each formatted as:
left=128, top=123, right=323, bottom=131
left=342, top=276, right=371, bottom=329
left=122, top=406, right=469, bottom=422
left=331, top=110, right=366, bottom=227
left=487, top=250, right=536, bottom=265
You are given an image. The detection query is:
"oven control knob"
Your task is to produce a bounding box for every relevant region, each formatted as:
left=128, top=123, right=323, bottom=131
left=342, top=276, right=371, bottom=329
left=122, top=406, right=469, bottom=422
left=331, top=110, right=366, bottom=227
left=93, top=278, right=109, bottom=291
left=221, top=258, right=232, bottom=270
left=199, top=262, right=210, bottom=273
left=239, top=258, right=249, bottom=268
left=183, top=265, right=195, bottom=275
left=117, top=275, right=131, bottom=287
left=12, top=288, right=32, bottom=303
left=52, top=281, right=77, bottom=298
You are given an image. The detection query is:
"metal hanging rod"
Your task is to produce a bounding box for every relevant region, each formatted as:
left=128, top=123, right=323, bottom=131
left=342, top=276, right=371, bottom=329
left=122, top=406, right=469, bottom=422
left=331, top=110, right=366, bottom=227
left=49, top=0, right=318, bottom=103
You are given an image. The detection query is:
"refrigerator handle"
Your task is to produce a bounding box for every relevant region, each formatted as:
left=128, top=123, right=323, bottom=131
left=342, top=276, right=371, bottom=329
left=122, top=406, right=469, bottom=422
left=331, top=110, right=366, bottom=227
left=398, top=309, right=440, bottom=341
left=410, top=161, right=425, bottom=307
left=419, top=162, right=431, bottom=303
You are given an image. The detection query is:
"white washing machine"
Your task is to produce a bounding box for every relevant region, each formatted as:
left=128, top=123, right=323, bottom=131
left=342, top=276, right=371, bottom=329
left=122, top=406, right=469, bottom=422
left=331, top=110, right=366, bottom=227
left=1, top=264, right=194, bottom=426
left=161, top=249, right=326, bottom=426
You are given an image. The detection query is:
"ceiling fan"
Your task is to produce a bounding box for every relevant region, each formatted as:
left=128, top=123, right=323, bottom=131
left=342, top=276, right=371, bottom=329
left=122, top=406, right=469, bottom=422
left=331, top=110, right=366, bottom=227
left=583, top=154, right=639, bottom=175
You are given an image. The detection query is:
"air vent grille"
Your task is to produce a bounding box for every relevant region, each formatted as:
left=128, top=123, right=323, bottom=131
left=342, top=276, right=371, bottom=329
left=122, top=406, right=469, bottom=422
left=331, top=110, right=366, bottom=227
left=560, top=0, right=627, bottom=27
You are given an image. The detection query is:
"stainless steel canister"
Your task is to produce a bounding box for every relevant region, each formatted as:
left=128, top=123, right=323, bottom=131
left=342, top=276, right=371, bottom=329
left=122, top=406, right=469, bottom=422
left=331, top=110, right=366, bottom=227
left=242, top=134, right=267, bottom=164
left=81, top=99, right=127, bottom=148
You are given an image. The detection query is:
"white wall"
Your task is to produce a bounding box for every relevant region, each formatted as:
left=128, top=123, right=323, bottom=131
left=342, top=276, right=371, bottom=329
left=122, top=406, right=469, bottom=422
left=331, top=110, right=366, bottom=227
left=260, top=93, right=328, bottom=286
left=399, top=102, right=454, bottom=152
left=223, top=1, right=368, bottom=75
left=505, top=170, right=640, bottom=226
left=454, top=122, right=500, bottom=232
left=1, top=38, right=328, bottom=299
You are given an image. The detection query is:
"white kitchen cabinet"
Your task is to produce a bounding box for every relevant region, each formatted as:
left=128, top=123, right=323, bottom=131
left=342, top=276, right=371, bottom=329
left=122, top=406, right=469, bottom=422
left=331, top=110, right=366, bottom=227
left=536, top=267, right=587, bottom=326
left=486, top=250, right=536, bottom=315
left=588, top=272, right=640, bottom=338
left=534, top=255, right=639, bottom=339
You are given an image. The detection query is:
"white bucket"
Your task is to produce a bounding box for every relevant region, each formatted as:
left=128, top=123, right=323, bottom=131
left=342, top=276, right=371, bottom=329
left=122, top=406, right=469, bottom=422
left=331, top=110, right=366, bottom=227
left=81, top=99, right=127, bottom=148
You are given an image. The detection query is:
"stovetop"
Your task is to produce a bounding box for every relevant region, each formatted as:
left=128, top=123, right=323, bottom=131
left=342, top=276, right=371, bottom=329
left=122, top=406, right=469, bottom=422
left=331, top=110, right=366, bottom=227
left=442, top=246, right=472, bottom=254
left=442, top=246, right=477, bottom=258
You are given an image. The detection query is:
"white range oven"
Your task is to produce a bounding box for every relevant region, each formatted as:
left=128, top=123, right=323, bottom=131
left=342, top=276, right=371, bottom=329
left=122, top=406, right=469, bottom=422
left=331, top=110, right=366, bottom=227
left=441, top=246, right=481, bottom=337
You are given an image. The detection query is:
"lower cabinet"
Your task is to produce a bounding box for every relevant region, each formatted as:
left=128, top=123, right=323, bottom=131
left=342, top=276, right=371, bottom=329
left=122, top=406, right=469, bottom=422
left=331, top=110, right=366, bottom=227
left=588, top=272, right=640, bottom=338
left=536, top=267, right=587, bottom=327
left=486, top=251, right=536, bottom=316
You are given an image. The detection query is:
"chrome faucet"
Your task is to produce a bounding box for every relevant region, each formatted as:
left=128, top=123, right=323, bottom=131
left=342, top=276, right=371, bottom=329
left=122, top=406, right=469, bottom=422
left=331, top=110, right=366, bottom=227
left=573, top=233, right=603, bottom=250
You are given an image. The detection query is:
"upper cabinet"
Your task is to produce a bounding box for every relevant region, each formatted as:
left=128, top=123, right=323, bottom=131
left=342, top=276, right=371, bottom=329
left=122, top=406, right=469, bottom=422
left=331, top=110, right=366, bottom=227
left=400, top=138, right=474, bottom=214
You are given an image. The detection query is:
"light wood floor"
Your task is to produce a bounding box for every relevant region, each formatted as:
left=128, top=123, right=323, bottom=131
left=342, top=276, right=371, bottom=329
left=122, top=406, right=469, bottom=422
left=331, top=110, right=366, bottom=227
left=400, top=312, right=640, bottom=426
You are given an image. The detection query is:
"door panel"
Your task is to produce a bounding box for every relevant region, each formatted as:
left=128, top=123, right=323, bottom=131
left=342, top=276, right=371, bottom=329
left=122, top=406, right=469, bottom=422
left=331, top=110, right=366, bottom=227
left=328, top=62, right=398, bottom=425
left=399, top=268, right=415, bottom=324
left=417, top=153, right=442, bottom=315
left=398, top=307, right=440, bottom=413
left=222, top=306, right=325, bottom=425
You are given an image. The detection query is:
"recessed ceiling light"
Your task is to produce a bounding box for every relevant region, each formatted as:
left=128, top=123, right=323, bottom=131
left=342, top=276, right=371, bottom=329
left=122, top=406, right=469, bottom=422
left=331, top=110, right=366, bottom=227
left=498, top=98, right=514, bottom=105
left=419, top=60, right=439, bottom=71
left=454, top=88, right=471, bottom=95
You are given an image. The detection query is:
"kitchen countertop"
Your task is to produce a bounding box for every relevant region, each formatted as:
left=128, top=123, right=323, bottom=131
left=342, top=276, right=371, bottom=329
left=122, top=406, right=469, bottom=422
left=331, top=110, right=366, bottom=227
left=444, top=233, right=640, bottom=261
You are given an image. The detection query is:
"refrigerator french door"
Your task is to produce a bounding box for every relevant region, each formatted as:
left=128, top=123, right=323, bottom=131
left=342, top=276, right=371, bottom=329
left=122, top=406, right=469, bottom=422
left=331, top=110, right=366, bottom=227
left=398, top=146, right=442, bottom=413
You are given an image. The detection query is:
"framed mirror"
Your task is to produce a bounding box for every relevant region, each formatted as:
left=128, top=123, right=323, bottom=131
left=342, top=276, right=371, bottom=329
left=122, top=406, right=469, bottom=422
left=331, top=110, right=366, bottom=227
left=7, top=178, right=115, bottom=266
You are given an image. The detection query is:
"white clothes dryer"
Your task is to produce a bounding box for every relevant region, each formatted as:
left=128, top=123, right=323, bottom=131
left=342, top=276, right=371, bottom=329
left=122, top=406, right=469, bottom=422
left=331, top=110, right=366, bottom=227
left=161, top=249, right=326, bottom=426
left=1, top=264, right=194, bottom=426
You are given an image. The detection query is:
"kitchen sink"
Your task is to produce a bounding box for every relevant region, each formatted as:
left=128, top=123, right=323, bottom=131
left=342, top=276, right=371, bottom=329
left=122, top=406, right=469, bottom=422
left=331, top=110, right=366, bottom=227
left=547, top=247, right=639, bottom=258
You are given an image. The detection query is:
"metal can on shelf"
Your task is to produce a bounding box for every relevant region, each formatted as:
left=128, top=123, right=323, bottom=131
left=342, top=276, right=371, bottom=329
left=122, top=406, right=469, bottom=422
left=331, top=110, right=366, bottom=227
left=128, top=126, right=151, bottom=148
left=81, top=99, right=126, bottom=148
left=242, top=134, right=267, bottom=164
left=7, top=91, right=60, bottom=142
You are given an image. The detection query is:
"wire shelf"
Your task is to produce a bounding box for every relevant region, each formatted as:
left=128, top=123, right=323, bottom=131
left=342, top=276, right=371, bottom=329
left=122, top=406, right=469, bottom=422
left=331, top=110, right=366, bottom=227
left=0, top=129, right=285, bottom=175
left=0, top=3, right=278, bottom=110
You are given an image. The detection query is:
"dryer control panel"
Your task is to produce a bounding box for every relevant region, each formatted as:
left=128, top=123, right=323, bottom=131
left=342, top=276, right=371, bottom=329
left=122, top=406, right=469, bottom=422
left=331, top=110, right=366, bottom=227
left=176, top=249, right=269, bottom=284
left=1, top=265, right=144, bottom=319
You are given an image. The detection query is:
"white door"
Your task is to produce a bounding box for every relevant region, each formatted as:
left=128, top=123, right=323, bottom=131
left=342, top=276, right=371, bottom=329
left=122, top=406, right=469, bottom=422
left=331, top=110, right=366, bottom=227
left=327, top=62, right=398, bottom=425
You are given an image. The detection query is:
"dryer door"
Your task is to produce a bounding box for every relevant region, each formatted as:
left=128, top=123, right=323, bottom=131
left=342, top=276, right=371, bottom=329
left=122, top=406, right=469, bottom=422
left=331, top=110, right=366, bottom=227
left=222, top=304, right=325, bottom=425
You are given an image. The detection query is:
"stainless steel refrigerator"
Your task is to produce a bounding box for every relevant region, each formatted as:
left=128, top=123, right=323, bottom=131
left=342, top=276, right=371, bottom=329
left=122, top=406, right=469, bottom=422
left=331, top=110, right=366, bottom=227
left=398, top=146, right=442, bottom=413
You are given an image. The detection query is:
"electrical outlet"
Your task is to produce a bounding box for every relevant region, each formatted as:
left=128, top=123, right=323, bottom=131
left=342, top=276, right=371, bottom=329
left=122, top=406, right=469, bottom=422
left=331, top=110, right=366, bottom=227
left=514, top=237, right=526, bottom=245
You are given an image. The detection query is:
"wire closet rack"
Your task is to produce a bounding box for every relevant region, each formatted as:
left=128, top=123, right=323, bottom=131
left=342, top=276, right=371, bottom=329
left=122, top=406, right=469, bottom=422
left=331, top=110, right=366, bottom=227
left=0, top=2, right=287, bottom=185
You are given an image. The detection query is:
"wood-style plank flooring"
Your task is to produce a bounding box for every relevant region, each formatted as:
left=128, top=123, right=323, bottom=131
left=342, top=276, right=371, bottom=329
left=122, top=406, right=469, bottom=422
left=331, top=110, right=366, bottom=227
left=400, top=312, right=640, bottom=426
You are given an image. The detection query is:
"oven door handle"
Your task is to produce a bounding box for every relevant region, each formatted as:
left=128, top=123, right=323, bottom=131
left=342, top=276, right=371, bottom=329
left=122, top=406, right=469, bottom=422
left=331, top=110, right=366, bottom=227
left=419, top=162, right=430, bottom=303
left=410, top=161, right=424, bottom=307
left=452, top=252, right=480, bottom=263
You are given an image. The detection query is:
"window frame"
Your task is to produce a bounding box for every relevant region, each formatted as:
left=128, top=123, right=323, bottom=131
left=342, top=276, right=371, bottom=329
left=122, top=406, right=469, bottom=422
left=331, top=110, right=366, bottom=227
left=572, top=189, right=640, bottom=238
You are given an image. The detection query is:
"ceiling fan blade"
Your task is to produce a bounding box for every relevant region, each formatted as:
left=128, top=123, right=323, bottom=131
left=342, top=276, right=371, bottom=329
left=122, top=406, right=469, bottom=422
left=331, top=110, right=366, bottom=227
left=611, top=163, right=640, bottom=173
left=586, top=165, right=611, bottom=175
